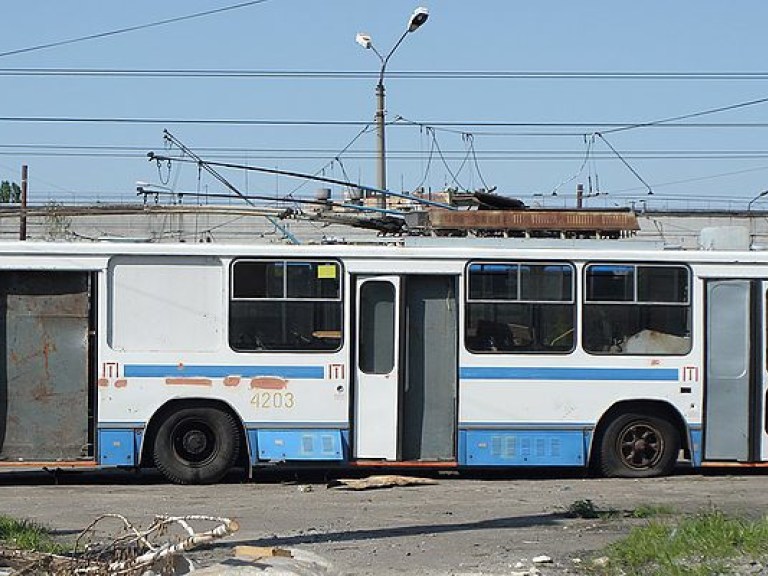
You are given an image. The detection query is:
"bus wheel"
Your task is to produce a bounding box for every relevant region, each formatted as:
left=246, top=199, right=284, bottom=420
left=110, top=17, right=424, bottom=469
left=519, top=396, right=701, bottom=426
left=599, top=412, right=679, bottom=478
left=153, top=407, right=240, bottom=484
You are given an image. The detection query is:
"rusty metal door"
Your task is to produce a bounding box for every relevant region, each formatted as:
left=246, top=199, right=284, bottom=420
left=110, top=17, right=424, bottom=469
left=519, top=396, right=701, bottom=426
left=0, top=272, right=91, bottom=461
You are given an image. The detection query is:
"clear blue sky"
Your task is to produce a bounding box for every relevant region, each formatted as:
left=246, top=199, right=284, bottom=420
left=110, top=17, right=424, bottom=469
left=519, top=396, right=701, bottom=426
left=2, top=1, right=768, bottom=211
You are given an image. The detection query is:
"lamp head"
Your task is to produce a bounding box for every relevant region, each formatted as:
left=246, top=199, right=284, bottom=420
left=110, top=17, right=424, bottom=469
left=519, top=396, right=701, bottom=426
left=408, top=7, right=429, bottom=32
left=355, top=32, right=373, bottom=49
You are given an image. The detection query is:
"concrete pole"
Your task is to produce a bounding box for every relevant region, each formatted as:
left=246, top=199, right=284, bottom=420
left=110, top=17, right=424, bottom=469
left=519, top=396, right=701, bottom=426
left=375, top=82, right=387, bottom=209
left=20, top=164, right=27, bottom=241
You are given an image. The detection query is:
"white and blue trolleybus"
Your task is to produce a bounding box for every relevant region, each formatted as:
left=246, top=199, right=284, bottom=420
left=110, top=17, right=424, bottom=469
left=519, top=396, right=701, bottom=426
left=0, top=238, right=763, bottom=483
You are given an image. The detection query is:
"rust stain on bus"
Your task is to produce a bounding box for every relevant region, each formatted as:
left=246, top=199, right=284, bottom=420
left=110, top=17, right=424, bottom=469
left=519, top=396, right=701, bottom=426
left=165, top=378, right=212, bottom=387
left=114, top=379, right=128, bottom=388
left=0, top=460, right=96, bottom=469
left=98, top=378, right=109, bottom=387
left=427, top=209, right=639, bottom=235
left=223, top=376, right=242, bottom=387
left=250, top=377, right=287, bottom=390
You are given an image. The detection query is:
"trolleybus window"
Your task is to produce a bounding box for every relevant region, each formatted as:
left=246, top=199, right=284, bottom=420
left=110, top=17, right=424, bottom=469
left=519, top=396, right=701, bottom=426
left=583, top=264, right=691, bottom=355
left=465, top=262, right=575, bottom=353
left=229, top=260, right=342, bottom=352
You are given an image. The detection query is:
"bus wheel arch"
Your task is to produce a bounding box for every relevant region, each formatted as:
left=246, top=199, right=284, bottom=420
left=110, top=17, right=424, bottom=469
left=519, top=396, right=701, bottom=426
left=591, top=400, right=687, bottom=478
left=142, top=399, right=248, bottom=484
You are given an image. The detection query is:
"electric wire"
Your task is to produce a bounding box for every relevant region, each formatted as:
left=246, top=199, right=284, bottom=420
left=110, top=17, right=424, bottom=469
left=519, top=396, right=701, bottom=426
left=430, top=130, right=466, bottom=190
left=411, top=130, right=436, bottom=192
left=7, top=147, right=768, bottom=160
left=608, top=165, right=768, bottom=195
left=282, top=123, right=373, bottom=199
left=601, top=94, right=768, bottom=134
left=0, top=1, right=272, bottom=60
left=451, top=134, right=475, bottom=185
left=467, top=134, right=491, bottom=191
left=595, top=133, right=654, bottom=195
left=550, top=135, right=595, bottom=195
left=5, top=68, right=768, bottom=80
left=6, top=116, right=768, bottom=129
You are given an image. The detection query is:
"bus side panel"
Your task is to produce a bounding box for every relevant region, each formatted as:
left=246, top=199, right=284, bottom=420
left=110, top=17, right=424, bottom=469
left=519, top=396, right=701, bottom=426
left=0, top=271, right=90, bottom=461
left=98, top=256, right=349, bottom=467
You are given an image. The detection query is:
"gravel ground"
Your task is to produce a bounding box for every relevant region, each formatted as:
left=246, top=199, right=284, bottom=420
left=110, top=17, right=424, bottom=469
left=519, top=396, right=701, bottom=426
left=0, top=468, right=766, bottom=575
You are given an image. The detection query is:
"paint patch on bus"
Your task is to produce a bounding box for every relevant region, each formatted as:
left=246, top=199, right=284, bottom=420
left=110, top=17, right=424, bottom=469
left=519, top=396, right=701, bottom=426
left=114, top=379, right=128, bottom=388
left=165, top=378, right=212, bottom=387
left=250, top=377, right=288, bottom=390
left=223, top=376, right=242, bottom=387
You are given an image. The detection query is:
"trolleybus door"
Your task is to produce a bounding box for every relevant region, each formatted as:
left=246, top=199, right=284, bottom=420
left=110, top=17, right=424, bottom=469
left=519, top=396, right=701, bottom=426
left=353, top=274, right=459, bottom=462
left=705, top=279, right=764, bottom=462
left=762, top=281, right=768, bottom=462
left=354, top=276, right=401, bottom=460
left=0, top=271, right=92, bottom=463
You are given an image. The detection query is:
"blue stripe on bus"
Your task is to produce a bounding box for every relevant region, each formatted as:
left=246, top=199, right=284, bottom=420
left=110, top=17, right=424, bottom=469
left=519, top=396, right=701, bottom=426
left=459, top=366, right=679, bottom=381
left=124, top=364, right=325, bottom=379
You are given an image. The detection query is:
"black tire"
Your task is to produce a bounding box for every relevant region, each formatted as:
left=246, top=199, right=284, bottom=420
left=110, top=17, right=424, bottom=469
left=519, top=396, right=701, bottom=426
left=599, top=412, right=679, bottom=478
left=153, top=406, right=240, bottom=485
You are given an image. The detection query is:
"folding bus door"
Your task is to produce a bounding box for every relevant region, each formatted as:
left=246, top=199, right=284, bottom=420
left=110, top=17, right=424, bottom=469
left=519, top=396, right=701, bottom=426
left=762, top=281, right=768, bottom=462
left=354, top=276, right=401, bottom=459
left=353, top=274, right=458, bottom=462
left=704, top=279, right=763, bottom=462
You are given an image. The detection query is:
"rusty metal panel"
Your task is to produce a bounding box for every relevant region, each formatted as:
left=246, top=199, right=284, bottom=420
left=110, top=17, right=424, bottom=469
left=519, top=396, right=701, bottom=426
left=427, top=210, right=639, bottom=232
left=0, top=272, right=90, bottom=461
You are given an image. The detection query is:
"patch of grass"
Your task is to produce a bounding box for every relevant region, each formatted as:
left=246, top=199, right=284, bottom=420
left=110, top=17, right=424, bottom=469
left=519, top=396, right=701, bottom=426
left=567, top=499, right=601, bottom=519
left=594, top=510, right=768, bottom=576
left=566, top=499, right=619, bottom=519
left=0, top=515, right=66, bottom=554
left=629, top=504, right=675, bottom=518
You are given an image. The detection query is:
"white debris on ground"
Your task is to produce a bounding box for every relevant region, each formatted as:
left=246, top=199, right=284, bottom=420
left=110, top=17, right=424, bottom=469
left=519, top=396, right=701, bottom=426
left=0, top=514, right=240, bottom=576
left=195, top=547, right=335, bottom=576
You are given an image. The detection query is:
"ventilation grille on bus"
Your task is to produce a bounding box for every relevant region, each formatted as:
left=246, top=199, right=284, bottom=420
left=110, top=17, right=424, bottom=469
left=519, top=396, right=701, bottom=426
left=490, top=434, right=563, bottom=460
left=301, top=434, right=339, bottom=456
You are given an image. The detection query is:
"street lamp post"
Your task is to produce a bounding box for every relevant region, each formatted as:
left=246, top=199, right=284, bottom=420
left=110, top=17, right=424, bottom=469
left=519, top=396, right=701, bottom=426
left=357, top=7, right=429, bottom=209
left=747, top=189, right=768, bottom=213
left=747, top=189, right=768, bottom=247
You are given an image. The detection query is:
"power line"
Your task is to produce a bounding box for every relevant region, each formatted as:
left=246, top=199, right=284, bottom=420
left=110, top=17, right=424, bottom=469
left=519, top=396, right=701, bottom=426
left=0, top=116, right=367, bottom=126
left=7, top=149, right=768, bottom=161
left=10, top=144, right=768, bottom=155
left=595, top=133, right=654, bottom=195
left=0, top=1, right=272, bottom=59
left=283, top=123, right=374, bottom=199
left=4, top=68, right=768, bottom=80
left=147, top=149, right=456, bottom=211
left=600, top=95, right=768, bottom=135
left=608, top=165, right=768, bottom=195
left=4, top=116, right=768, bottom=129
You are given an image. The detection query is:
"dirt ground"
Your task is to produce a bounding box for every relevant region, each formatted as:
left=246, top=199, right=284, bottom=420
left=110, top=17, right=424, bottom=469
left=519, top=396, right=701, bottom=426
left=0, top=468, right=766, bottom=575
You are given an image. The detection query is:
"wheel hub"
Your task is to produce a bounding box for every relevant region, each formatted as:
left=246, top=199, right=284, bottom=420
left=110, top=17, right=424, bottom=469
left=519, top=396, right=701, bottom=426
left=621, top=424, right=661, bottom=469
left=182, top=430, right=208, bottom=456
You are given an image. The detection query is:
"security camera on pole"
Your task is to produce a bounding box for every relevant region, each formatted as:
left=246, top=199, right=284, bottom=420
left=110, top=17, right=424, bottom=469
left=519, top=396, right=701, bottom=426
left=356, top=7, right=429, bottom=209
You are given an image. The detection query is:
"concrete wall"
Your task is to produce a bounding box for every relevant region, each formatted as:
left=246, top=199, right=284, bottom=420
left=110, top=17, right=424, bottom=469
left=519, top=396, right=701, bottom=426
left=3, top=205, right=768, bottom=247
